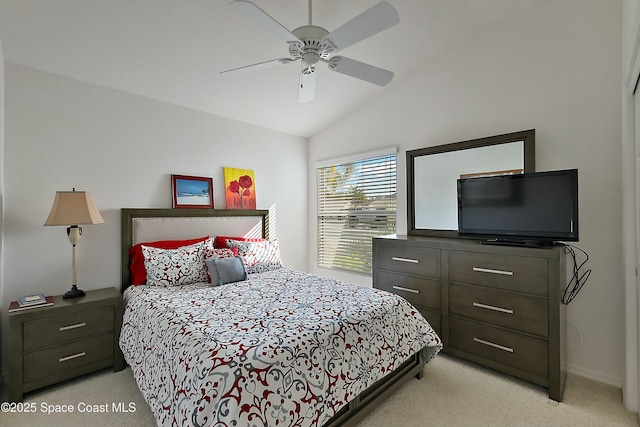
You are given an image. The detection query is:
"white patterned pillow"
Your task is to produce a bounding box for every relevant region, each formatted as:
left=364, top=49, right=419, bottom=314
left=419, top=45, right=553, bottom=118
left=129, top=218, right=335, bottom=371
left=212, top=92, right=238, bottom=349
left=226, top=238, right=283, bottom=274
left=142, top=242, right=208, bottom=286
left=202, top=238, right=236, bottom=262
left=200, top=239, right=237, bottom=282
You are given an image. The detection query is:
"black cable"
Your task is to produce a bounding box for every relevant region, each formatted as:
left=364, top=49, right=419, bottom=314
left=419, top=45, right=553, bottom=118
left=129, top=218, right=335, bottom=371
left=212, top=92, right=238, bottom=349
left=559, top=243, right=591, bottom=304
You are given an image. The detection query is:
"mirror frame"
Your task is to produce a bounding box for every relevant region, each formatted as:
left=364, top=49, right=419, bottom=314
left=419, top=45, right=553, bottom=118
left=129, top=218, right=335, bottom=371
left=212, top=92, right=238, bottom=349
left=406, top=129, right=536, bottom=237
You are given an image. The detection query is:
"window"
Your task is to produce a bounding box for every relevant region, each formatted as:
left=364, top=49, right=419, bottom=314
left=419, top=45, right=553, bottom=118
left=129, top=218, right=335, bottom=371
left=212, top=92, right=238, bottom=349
left=317, top=150, right=397, bottom=275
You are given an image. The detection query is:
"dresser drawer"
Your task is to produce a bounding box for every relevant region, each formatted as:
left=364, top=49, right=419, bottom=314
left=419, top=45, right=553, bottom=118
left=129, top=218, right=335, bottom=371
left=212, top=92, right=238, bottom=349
left=374, top=244, right=440, bottom=277
left=23, top=333, right=114, bottom=383
left=449, top=251, right=548, bottom=296
left=376, top=270, right=441, bottom=311
left=449, top=317, right=548, bottom=378
left=449, top=283, right=548, bottom=336
left=24, top=306, right=114, bottom=350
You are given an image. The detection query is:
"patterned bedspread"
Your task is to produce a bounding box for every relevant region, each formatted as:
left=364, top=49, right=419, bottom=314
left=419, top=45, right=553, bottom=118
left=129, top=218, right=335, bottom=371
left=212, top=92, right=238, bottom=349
left=120, top=268, right=442, bottom=427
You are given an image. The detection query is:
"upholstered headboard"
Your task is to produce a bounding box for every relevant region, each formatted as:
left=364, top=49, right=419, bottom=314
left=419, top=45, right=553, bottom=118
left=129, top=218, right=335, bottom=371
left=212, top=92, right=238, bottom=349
left=120, top=208, right=269, bottom=292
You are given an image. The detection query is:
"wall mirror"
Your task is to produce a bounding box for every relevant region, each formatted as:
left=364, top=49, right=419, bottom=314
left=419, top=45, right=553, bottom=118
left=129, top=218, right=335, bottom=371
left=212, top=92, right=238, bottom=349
left=407, top=129, right=535, bottom=237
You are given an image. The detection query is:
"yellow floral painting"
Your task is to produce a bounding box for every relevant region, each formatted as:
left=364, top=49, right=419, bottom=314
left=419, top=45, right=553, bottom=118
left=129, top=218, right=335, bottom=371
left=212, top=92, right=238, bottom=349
left=224, top=167, right=256, bottom=209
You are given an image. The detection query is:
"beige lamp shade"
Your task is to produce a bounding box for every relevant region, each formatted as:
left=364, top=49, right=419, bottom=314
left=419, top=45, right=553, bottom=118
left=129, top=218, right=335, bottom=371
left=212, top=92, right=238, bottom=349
left=44, top=190, right=105, bottom=226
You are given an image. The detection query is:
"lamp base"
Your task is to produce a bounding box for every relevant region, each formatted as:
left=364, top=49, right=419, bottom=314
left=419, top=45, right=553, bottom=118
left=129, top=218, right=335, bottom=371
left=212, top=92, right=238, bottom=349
left=63, top=285, right=86, bottom=299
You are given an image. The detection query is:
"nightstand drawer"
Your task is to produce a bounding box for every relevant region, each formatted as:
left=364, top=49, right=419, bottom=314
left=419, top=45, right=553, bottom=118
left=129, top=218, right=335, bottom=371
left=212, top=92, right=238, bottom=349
left=449, top=316, right=548, bottom=378
left=24, top=306, right=114, bottom=350
left=376, top=270, right=441, bottom=311
left=23, top=333, right=114, bottom=383
left=374, top=244, right=440, bottom=277
left=449, top=251, right=548, bottom=296
left=449, top=283, right=548, bottom=336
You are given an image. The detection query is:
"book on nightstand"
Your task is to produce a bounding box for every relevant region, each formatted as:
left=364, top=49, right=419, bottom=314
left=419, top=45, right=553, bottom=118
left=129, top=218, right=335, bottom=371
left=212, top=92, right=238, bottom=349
left=19, top=293, right=46, bottom=306
left=9, top=295, right=54, bottom=312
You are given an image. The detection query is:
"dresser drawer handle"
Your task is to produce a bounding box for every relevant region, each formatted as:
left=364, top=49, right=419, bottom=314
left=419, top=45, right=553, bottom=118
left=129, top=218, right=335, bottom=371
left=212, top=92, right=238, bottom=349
left=392, top=285, right=420, bottom=294
left=59, top=322, right=87, bottom=331
left=472, top=267, right=514, bottom=276
left=59, top=352, right=86, bottom=362
left=473, top=337, right=514, bottom=353
left=392, top=257, right=419, bottom=264
left=472, top=302, right=514, bottom=314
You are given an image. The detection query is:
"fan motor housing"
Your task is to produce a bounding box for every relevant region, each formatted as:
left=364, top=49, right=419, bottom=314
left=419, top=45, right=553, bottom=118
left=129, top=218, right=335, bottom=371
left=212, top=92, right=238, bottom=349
left=289, top=25, right=332, bottom=66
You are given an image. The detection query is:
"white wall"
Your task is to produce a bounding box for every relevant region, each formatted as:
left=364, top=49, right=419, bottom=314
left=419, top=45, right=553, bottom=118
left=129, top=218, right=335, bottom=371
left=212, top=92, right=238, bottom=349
left=309, top=0, right=623, bottom=386
left=2, top=63, right=308, bottom=308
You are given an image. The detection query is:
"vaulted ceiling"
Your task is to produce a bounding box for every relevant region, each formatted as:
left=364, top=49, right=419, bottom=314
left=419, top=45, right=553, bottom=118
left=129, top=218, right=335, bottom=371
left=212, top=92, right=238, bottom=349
left=0, top=0, right=546, bottom=137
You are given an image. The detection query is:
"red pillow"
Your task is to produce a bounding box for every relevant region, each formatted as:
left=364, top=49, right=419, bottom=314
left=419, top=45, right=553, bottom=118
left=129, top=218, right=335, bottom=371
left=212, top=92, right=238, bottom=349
left=129, top=236, right=209, bottom=285
left=214, top=235, right=265, bottom=249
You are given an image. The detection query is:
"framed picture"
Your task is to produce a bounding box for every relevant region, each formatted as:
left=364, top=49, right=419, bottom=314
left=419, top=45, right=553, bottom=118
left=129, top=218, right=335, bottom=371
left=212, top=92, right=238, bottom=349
left=224, top=167, right=256, bottom=209
left=171, top=175, right=214, bottom=209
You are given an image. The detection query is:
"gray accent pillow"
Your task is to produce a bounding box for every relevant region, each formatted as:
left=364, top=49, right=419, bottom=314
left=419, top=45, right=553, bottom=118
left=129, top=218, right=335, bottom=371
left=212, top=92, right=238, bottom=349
left=205, top=256, right=248, bottom=287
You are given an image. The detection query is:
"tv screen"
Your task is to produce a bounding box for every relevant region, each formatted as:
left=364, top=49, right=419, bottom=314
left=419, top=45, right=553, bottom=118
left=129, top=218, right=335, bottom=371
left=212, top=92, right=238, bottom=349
left=457, top=169, right=578, bottom=245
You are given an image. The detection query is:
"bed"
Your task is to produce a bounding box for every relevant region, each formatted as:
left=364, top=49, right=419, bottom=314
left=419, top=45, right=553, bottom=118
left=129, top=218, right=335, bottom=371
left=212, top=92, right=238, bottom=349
left=119, top=208, right=442, bottom=427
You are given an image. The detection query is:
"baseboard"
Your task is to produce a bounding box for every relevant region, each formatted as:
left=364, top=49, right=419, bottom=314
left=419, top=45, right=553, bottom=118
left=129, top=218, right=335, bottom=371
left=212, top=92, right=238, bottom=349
left=567, top=364, right=621, bottom=388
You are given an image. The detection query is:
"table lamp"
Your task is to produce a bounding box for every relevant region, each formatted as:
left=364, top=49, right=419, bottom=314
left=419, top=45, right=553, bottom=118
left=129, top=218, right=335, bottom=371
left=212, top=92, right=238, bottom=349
left=44, top=189, right=104, bottom=298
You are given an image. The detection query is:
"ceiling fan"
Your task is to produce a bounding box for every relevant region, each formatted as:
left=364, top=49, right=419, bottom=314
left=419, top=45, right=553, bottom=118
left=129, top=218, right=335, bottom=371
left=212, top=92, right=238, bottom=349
left=222, top=0, right=400, bottom=102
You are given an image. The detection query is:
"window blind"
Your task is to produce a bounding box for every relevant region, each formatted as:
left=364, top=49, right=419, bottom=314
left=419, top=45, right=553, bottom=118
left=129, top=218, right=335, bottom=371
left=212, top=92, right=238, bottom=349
left=317, top=152, right=397, bottom=275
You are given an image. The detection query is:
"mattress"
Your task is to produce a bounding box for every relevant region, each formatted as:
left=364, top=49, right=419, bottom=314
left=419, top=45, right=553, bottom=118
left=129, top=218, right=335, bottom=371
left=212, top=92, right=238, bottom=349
left=119, top=268, right=442, bottom=427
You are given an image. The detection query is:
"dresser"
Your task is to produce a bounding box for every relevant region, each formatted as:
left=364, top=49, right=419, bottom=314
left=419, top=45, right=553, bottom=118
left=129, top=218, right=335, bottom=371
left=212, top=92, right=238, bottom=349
left=372, top=235, right=566, bottom=401
left=9, top=287, right=124, bottom=401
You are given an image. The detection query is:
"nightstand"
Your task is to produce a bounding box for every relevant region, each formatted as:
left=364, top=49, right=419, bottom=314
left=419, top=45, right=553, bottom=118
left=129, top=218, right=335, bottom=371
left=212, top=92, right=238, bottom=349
left=8, top=287, right=124, bottom=402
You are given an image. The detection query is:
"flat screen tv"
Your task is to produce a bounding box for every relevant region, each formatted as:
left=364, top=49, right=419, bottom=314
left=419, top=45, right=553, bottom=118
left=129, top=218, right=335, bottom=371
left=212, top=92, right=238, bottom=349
left=457, top=169, right=578, bottom=246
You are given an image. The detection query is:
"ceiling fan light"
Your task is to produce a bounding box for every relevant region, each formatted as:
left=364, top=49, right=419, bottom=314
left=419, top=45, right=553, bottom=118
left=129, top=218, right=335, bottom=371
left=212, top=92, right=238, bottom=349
left=302, top=52, right=320, bottom=68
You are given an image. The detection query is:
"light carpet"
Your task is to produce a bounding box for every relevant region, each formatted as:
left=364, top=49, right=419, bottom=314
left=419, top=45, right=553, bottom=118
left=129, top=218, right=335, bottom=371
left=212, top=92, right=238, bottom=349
left=1, top=354, right=637, bottom=427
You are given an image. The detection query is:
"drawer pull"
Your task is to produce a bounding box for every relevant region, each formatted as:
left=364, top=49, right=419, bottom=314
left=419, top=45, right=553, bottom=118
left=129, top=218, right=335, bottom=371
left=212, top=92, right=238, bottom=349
left=59, top=352, right=86, bottom=362
left=473, top=302, right=514, bottom=314
left=473, top=267, right=514, bottom=276
left=59, top=322, right=87, bottom=331
left=392, top=285, right=420, bottom=294
left=392, top=257, right=419, bottom=264
left=473, top=337, right=514, bottom=353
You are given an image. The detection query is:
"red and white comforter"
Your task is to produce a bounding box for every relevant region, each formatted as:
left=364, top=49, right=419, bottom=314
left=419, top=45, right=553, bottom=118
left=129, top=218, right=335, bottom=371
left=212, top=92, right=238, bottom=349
left=120, top=268, right=442, bottom=427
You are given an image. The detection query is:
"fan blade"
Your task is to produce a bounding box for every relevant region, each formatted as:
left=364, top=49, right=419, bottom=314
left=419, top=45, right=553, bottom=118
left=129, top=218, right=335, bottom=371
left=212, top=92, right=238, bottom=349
left=230, top=0, right=302, bottom=45
left=322, top=1, right=399, bottom=52
left=328, top=56, right=394, bottom=86
left=298, top=67, right=316, bottom=103
left=221, top=58, right=296, bottom=74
